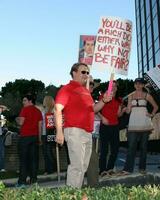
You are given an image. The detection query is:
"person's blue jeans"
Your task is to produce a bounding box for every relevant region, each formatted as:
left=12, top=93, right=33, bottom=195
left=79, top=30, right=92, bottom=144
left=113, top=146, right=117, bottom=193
left=0, top=135, right=5, bottom=170
left=123, top=131, right=149, bottom=173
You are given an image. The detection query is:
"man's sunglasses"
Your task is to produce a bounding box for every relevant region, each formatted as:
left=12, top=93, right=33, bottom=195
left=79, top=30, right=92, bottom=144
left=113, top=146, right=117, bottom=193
left=81, top=71, right=89, bottom=75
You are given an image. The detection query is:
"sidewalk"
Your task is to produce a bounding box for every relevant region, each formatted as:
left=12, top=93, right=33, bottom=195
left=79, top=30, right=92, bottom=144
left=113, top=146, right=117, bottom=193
left=98, top=150, right=160, bottom=187
left=2, top=150, right=160, bottom=188
left=1, top=172, right=66, bottom=188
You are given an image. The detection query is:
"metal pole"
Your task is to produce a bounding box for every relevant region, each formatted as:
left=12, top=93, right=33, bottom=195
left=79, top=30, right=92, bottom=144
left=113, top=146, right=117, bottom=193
left=95, top=138, right=99, bottom=153
left=56, top=143, right=61, bottom=182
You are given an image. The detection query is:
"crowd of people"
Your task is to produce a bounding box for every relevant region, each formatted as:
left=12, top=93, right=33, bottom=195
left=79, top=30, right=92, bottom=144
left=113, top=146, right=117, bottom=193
left=0, top=62, right=159, bottom=189
left=0, top=106, right=6, bottom=172
left=0, top=105, right=8, bottom=172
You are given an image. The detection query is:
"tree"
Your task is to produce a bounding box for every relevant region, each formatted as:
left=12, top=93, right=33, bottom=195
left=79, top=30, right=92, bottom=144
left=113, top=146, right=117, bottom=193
left=0, top=79, right=45, bottom=123
left=1, top=79, right=45, bottom=98
left=0, top=79, right=60, bottom=124
left=45, top=85, right=59, bottom=98
left=92, top=78, right=135, bottom=101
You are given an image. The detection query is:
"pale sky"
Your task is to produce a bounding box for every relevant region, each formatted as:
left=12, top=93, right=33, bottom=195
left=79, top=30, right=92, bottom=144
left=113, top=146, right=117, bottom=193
left=0, top=0, right=138, bottom=89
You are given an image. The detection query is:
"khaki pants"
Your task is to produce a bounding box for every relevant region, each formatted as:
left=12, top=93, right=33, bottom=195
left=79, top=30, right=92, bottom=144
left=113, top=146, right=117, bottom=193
left=87, top=139, right=99, bottom=187
left=64, top=127, right=92, bottom=188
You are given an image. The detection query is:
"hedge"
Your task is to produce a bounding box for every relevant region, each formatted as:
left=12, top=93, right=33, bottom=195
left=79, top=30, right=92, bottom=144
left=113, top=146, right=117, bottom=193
left=1, top=181, right=160, bottom=200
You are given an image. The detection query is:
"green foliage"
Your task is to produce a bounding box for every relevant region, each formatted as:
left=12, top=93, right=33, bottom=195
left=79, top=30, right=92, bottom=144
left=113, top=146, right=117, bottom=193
left=45, top=85, right=59, bottom=98
left=0, top=79, right=58, bottom=126
left=1, top=92, right=22, bottom=121
left=1, top=184, right=160, bottom=200
left=0, top=181, right=5, bottom=200
left=0, top=79, right=45, bottom=121
left=92, top=78, right=134, bottom=101
left=117, top=78, right=134, bottom=98
left=1, top=79, right=45, bottom=98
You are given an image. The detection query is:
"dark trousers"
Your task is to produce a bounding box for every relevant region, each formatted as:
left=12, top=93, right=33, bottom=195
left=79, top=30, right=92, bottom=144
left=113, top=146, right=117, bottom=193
left=87, top=138, right=99, bottom=187
left=41, top=135, right=57, bottom=173
left=18, top=136, right=38, bottom=184
left=0, top=135, right=5, bottom=169
left=99, top=124, right=119, bottom=173
left=123, top=131, right=149, bottom=172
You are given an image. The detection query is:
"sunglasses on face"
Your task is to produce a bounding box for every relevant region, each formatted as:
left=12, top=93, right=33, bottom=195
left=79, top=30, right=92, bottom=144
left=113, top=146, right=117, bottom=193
left=81, top=70, right=89, bottom=75
left=23, top=99, right=28, bottom=102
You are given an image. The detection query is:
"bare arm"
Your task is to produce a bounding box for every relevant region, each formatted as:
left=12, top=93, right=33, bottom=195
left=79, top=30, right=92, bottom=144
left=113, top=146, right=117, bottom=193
left=146, top=94, right=158, bottom=117
left=94, top=100, right=106, bottom=113
left=94, top=93, right=112, bottom=113
left=16, top=117, right=25, bottom=126
left=117, top=105, right=123, bottom=117
left=54, top=103, right=65, bottom=145
left=38, top=120, right=42, bottom=143
left=126, top=95, right=132, bottom=114
left=97, top=112, right=109, bottom=125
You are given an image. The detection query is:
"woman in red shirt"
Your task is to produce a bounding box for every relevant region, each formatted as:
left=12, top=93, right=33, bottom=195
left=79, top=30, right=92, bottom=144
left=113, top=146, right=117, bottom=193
left=99, top=81, right=123, bottom=177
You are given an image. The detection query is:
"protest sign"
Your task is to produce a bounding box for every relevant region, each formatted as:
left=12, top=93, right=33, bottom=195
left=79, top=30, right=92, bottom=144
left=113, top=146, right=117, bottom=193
left=144, top=64, right=160, bottom=91
left=107, top=73, right=114, bottom=95
left=78, top=35, right=96, bottom=66
left=92, top=16, right=132, bottom=76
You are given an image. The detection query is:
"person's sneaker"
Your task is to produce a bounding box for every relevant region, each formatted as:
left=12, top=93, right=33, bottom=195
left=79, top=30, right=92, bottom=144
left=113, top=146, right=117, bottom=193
left=0, top=169, right=6, bottom=172
left=15, top=183, right=27, bottom=188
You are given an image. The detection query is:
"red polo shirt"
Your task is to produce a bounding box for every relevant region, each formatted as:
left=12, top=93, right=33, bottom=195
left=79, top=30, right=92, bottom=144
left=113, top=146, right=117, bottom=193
left=19, top=105, right=42, bottom=137
left=100, top=95, right=122, bottom=125
left=55, top=80, right=94, bottom=132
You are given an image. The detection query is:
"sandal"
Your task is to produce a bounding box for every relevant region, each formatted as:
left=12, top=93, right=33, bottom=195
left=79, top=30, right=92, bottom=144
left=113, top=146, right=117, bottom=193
left=100, top=171, right=111, bottom=178
left=100, top=171, right=107, bottom=177
left=117, top=170, right=131, bottom=176
left=107, top=170, right=116, bottom=176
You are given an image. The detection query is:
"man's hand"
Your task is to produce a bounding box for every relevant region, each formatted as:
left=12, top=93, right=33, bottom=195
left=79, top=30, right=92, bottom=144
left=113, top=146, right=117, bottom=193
left=55, top=131, right=64, bottom=145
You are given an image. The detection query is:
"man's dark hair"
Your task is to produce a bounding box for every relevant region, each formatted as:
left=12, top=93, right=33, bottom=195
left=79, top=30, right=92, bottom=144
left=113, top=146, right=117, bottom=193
left=83, top=40, right=96, bottom=46
left=23, top=94, right=36, bottom=105
left=70, top=62, right=89, bottom=78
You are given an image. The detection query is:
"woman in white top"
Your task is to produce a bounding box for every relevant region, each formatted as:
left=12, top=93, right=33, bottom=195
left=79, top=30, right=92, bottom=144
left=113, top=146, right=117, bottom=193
left=121, top=78, right=158, bottom=175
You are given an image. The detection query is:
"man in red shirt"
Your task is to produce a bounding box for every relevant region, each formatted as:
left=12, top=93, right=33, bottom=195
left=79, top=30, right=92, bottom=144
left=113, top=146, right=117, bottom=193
left=54, top=63, right=111, bottom=188
left=16, top=94, right=42, bottom=187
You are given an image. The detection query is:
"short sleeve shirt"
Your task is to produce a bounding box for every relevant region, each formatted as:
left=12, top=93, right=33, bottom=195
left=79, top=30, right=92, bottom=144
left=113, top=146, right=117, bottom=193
left=55, top=80, right=94, bottom=132
left=19, top=105, right=42, bottom=136
left=100, top=95, right=122, bottom=125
